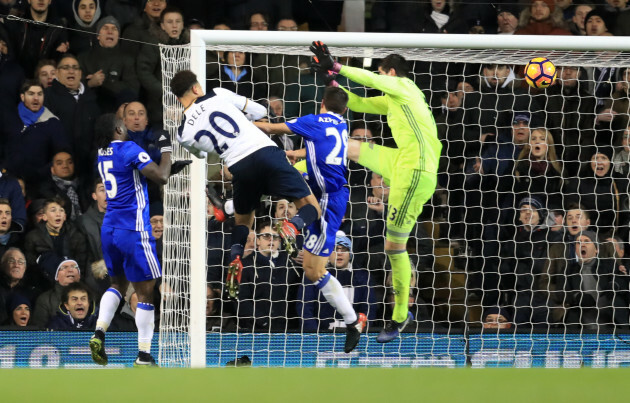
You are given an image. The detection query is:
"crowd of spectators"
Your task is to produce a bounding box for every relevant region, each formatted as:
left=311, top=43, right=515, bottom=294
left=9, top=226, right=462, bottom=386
left=1, top=0, right=630, bottom=334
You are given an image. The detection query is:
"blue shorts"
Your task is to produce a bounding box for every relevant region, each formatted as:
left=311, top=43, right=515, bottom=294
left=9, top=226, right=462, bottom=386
left=303, top=188, right=349, bottom=257
left=101, top=225, right=162, bottom=283
left=229, top=146, right=312, bottom=214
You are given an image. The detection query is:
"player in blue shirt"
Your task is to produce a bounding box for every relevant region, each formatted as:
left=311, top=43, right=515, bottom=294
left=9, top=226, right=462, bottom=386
left=255, top=87, right=366, bottom=353
left=89, top=114, right=172, bottom=367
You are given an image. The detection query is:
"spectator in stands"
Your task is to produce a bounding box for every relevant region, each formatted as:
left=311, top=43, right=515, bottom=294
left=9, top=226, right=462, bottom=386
left=122, top=101, right=172, bottom=198
left=564, top=230, right=629, bottom=329
left=34, top=59, right=56, bottom=88
left=612, top=126, right=630, bottom=240
left=515, top=0, right=571, bottom=35
left=615, top=2, right=630, bottom=34
left=474, top=64, right=542, bottom=141
left=416, top=0, right=468, bottom=34
left=545, top=66, right=597, bottom=177
left=76, top=177, right=109, bottom=298
left=0, top=199, right=24, bottom=261
left=611, top=67, right=630, bottom=115
left=68, top=0, right=102, bottom=55
left=121, top=0, right=166, bottom=56
left=248, top=11, right=269, bottom=31
left=274, top=199, right=297, bottom=222
left=482, top=307, right=512, bottom=329
left=1, top=293, right=33, bottom=328
left=31, top=257, right=81, bottom=327
left=0, top=248, right=38, bottom=307
left=47, top=281, right=97, bottom=330
left=35, top=59, right=57, bottom=88
left=149, top=201, right=164, bottom=264
left=268, top=96, right=284, bottom=122
left=466, top=112, right=531, bottom=195
left=297, top=232, right=375, bottom=331
left=2, top=80, right=69, bottom=193
left=434, top=85, right=480, bottom=240
left=495, top=4, right=522, bottom=35
left=137, top=6, right=189, bottom=126
left=105, top=0, right=142, bottom=31
left=605, top=0, right=629, bottom=13
left=4, top=0, right=69, bottom=77
left=464, top=112, right=533, bottom=305
left=0, top=173, right=26, bottom=228
left=556, top=0, right=576, bottom=21
left=208, top=50, right=267, bottom=102
left=501, top=196, right=561, bottom=327
left=582, top=9, right=619, bottom=109
left=237, top=220, right=301, bottom=332
left=78, top=16, right=139, bottom=113
left=24, top=197, right=88, bottom=288
left=261, top=17, right=305, bottom=98
left=569, top=3, right=594, bottom=35
left=32, top=151, right=86, bottom=221
left=44, top=54, right=101, bottom=185
left=585, top=7, right=615, bottom=36
left=509, top=128, right=564, bottom=205
left=564, top=147, right=619, bottom=233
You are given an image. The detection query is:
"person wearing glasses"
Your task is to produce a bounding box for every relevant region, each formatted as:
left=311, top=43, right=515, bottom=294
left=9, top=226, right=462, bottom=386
left=248, top=12, right=269, bottom=30
left=0, top=248, right=36, bottom=325
left=31, top=256, right=82, bottom=328
left=236, top=220, right=302, bottom=332
left=44, top=54, right=101, bottom=186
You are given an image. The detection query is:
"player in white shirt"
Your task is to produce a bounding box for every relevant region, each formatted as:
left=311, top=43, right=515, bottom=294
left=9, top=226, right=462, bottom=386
left=170, top=70, right=321, bottom=300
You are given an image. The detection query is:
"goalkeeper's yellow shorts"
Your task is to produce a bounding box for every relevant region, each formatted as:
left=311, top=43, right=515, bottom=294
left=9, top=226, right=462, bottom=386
left=358, top=142, right=437, bottom=244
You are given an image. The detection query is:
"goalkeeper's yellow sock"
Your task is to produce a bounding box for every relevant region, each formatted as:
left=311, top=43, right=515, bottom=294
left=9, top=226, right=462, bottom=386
left=387, top=250, right=411, bottom=323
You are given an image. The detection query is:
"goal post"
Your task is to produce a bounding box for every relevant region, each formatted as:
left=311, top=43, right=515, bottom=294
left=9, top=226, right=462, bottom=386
left=159, top=30, right=630, bottom=368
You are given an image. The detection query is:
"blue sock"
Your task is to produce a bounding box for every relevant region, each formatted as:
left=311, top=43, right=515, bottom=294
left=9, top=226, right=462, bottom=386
left=291, top=204, right=318, bottom=231
left=230, top=225, right=250, bottom=261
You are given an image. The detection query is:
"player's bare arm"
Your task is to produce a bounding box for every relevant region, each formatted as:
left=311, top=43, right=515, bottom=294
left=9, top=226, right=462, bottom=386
left=254, top=121, right=292, bottom=135
left=140, top=153, right=172, bottom=185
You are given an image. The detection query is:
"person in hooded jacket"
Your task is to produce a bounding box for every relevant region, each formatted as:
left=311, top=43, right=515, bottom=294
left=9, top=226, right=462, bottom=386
left=68, top=0, right=102, bottom=55
left=499, top=197, right=562, bottom=327
left=564, top=146, right=620, bottom=234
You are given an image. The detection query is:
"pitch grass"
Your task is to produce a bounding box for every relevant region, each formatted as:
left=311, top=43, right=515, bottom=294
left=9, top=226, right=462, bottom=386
left=0, top=367, right=627, bottom=402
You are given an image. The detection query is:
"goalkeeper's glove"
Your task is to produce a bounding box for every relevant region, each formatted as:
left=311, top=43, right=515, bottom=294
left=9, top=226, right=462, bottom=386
left=157, top=133, right=173, bottom=154
left=169, top=160, right=192, bottom=176
left=309, top=41, right=341, bottom=74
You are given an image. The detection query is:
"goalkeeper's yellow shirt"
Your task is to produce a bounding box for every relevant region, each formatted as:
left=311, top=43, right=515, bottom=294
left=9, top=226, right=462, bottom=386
left=339, top=65, right=442, bottom=173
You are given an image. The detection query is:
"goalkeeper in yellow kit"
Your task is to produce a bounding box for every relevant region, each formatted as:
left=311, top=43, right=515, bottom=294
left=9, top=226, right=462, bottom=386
left=311, top=41, right=442, bottom=342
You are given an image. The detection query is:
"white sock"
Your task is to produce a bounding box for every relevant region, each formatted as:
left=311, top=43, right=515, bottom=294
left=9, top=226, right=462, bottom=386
left=96, top=288, right=122, bottom=333
left=316, top=272, right=357, bottom=325
left=136, top=302, right=155, bottom=354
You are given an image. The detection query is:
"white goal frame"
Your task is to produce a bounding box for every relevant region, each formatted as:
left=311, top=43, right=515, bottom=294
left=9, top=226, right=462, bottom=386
left=176, top=30, right=630, bottom=368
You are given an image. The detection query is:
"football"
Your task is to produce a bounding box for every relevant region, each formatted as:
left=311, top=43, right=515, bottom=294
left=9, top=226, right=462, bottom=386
left=524, top=57, right=557, bottom=89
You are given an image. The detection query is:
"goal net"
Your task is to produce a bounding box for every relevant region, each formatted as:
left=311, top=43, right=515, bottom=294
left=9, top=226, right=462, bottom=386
left=159, top=31, right=630, bottom=368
